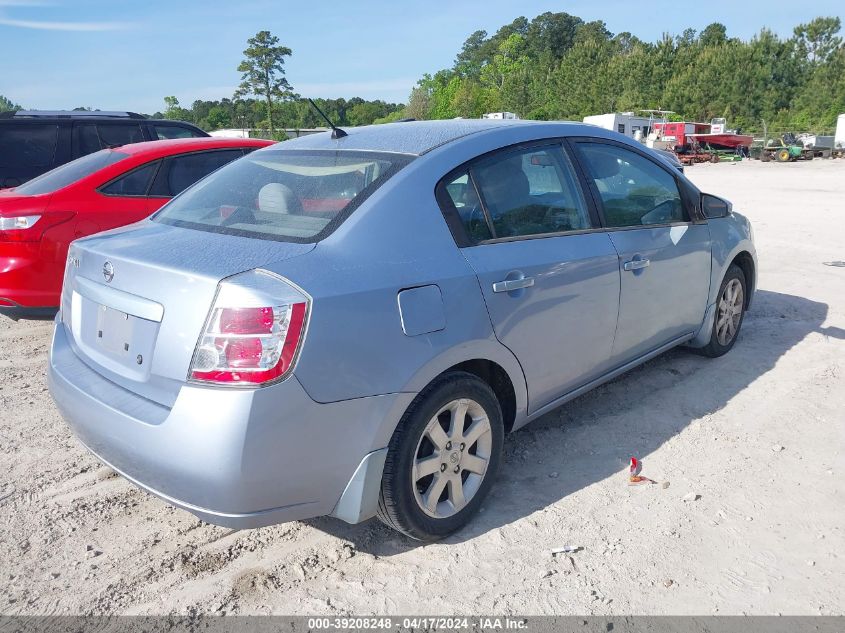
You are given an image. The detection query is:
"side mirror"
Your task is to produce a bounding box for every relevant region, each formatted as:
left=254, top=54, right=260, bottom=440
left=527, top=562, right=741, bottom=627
left=701, top=193, right=732, bottom=219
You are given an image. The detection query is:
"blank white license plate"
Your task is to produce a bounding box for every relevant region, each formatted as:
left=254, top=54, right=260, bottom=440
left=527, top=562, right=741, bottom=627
left=95, top=305, right=134, bottom=356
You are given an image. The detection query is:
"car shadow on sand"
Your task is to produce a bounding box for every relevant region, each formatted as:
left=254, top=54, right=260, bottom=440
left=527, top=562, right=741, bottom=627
left=304, top=289, right=842, bottom=554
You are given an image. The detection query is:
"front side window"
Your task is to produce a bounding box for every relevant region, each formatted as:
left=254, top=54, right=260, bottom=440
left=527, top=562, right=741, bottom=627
left=100, top=161, right=159, bottom=197
left=0, top=124, right=58, bottom=168
left=466, top=145, right=591, bottom=240
left=13, top=149, right=128, bottom=195
left=577, top=142, right=686, bottom=227
left=154, top=150, right=411, bottom=242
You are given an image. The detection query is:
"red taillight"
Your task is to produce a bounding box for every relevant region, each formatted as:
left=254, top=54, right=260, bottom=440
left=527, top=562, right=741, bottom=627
left=0, top=211, right=74, bottom=242
left=190, top=302, right=307, bottom=385
left=219, top=307, right=275, bottom=334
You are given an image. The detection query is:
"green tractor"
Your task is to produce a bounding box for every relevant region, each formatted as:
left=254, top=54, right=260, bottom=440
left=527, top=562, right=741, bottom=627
left=759, top=133, right=814, bottom=162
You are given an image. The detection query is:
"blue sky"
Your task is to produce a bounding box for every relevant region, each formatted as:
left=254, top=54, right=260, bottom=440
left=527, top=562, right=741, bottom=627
left=1, top=0, right=843, bottom=114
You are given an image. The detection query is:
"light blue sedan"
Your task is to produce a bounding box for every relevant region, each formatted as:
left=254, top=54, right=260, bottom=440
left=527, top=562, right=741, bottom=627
left=48, top=120, right=756, bottom=541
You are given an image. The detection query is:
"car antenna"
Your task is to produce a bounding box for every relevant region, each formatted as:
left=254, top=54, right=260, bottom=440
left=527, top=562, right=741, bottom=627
left=307, top=98, right=348, bottom=139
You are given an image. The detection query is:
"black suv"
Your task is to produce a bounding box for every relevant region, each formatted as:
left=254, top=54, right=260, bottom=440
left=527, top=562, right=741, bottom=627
left=0, top=110, right=209, bottom=188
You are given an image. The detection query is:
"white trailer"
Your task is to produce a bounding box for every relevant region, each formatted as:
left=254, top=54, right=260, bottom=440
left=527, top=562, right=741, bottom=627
left=836, top=113, right=845, bottom=150
left=583, top=112, right=655, bottom=139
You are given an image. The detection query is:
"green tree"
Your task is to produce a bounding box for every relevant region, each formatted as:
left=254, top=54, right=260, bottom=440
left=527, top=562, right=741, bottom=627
left=700, top=22, right=728, bottom=47
left=206, top=106, right=232, bottom=130
left=0, top=95, right=21, bottom=113
left=405, top=84, right=432, bottom=120
left=235, top=30, right=295, bottom=137
left=794, top=16, right=842, bottom=64
left=162, top=96, right=192, bottom=121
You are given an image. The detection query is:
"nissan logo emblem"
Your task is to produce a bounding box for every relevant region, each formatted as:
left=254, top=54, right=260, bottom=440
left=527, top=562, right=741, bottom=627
left=102, top=261, right=115, bottom=283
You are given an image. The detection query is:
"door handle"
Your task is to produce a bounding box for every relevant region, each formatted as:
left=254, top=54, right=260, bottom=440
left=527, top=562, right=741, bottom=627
left=493, top=277, right=535, bottom=293
left=623, top=258, right=650, bottom=271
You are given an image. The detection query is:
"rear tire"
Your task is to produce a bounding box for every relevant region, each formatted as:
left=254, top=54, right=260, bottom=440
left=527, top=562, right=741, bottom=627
left=776, top=148, right=791, bottom=162
left=695, top=265, right=747, bottom=358
left=377, top=372, right=504, bottom=541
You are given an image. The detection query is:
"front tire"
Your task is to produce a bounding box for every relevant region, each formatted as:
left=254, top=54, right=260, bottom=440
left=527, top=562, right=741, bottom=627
left=377, top=372, right=504, bottom=541
left=696, top=264, right=747, bottom=358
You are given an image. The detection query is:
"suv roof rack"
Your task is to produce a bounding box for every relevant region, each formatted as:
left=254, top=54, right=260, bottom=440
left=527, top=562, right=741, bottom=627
left=3, top=110, right=147, bottom=119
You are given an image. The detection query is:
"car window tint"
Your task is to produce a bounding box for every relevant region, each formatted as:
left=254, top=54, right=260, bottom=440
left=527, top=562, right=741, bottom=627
left=157, top=150, right=243, bottom=197
left=13, top=149, right=128, bottom=195
left=100, top=162, right=159, bottom=197
left=443, top=171, right=492, bottom=242
left=471, top=146, right=591, bottom=239
left=74, top=123, right=145, bottom=156
left=0, top=125, right=58, bottom=167
left=97, top=124, right=145, bottom=148
left=154, top=125, right=200, bottom=140
left=74, top=124, right=102, bottom=156
left=578, top=142, right=686, bottom=227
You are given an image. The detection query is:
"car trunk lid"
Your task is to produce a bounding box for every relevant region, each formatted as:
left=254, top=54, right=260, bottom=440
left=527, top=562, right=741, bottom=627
left=61, top=221, right=314, bottom=407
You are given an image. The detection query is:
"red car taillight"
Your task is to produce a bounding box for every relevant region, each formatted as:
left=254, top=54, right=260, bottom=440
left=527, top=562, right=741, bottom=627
left=0, top=211, right=74, bottom=242
left=189, top=302, right=308, bottom=385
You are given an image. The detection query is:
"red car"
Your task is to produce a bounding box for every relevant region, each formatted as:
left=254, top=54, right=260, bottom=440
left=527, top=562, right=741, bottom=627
left=0, top=137, right=273, bottom=319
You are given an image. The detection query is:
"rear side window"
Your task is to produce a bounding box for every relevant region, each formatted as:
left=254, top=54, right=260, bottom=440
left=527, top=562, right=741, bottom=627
left=74, top=123, right=145, bottom=156
left=150, top=150, right=244, bottom=197
left=442, top=172, right=492, bottom=242
left=153, top=124, right=204, bottom=140
left=0, top=124, right=59, bottom=168
left=100, top=161, right=159, bottom=197
left=153, top=150, right=411, bottom=242
left=13, top=149, right=128, bottom=195
left=439, top=145, right=591, bottom=243
left=577, top=142, right=686, bottom=227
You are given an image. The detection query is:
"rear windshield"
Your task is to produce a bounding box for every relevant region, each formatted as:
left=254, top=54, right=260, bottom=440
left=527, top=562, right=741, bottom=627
left=13, top=149, right=128, bottom=195
left=153, top=149, right=412, bottom=242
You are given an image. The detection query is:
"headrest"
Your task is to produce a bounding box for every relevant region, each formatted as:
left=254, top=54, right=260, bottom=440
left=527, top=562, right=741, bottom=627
left=587, top=151, right=621, bottom=179
left=476, top=157, right=530, bottom=199
left=258, top=183, right=301, bottom=215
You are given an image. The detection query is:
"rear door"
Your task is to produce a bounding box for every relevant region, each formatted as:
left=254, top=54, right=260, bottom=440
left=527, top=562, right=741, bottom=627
left=439, top=142, right=620, bottom=412
left=58, top=161, right=163, bottom=240
left=572, top=139, right=711, bottom=364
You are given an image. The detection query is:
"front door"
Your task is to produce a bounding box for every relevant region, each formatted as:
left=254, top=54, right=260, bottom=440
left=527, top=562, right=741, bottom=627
left=440, top=143, right=621, bottom=412
left=573, top=140, right=712, bottom=364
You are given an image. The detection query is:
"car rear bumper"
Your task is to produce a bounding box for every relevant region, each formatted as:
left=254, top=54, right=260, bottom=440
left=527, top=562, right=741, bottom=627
left=0, top=299, right=58, bottom=320
left=48, top=321, right=411, bottom=528
left=0, top=241, right=61, bottom=310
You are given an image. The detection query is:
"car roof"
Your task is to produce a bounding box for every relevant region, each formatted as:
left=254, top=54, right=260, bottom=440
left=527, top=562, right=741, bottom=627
left=0, top=112, right=201, bottom=127
left=280, top=119, right=597, bottom=156
left=114, top=137, right=274, bottom=158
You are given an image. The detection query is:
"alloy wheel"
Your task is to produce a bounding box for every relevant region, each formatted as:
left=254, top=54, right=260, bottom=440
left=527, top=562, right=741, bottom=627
left=716, top=278, right=744, bottom=346
left=412, top=398, right=493, bottom=518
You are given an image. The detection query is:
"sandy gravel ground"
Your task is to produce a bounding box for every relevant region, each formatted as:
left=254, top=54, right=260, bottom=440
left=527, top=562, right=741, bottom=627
left=1, top=159, right=843, bottom=616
